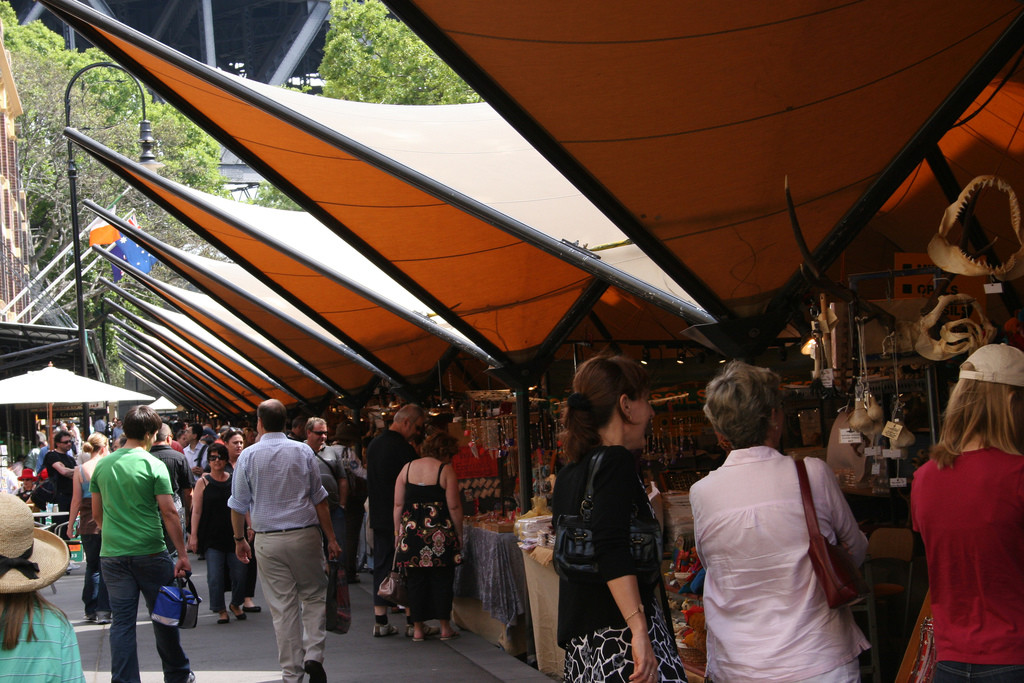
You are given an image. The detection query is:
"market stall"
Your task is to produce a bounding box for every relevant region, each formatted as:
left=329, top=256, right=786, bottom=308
left=452, top=522, right=529, bottom=654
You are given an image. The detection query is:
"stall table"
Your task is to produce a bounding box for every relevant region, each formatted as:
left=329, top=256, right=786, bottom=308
left=521, top=546, right=564, bottom=677
left=453, top=526, right=529, bottom=654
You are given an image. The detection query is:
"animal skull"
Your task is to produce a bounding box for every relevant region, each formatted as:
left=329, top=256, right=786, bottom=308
left=927, top=175, right=1024, bottom=280
left=914, top=293, right=996, bottom=361
left=849, top=390, right=884, bottom=438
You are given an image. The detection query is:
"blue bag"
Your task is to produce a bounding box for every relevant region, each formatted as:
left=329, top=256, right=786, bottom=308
left=152, top=577, right=201, bottom=628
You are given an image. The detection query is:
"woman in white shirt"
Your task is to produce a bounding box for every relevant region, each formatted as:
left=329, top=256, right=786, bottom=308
left=690, top=361, right=868, bottom=682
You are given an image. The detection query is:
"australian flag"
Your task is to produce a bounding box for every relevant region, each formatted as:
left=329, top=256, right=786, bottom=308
left=108, top=234, right=157, bottom=282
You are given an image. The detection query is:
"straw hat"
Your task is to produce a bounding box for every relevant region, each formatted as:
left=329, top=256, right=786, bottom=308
left=0, top=494, right=69, bottom=593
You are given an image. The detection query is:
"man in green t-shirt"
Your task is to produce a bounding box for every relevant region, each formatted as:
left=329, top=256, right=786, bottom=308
left=91, top=406, right=194, bottom=683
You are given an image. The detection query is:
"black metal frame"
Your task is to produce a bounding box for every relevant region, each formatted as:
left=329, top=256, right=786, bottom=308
left=100, top=278, right=275, bottom=403
left=104, top=297, right=265, bottom=410
left=84, top=203, right=379, bottom=396
left=108, top=314, right=258, bottom=413
left=91, top=249, right=314, bottom=401
left=69, top=130, right=502, bottom=370
left=116, top=342, right=227, bottom=416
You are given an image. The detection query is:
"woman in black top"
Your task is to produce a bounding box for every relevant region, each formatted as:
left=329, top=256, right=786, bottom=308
left=393, top=431, right=463, bottom=641
left=553, top=355, right=687, bottom=683
left=187, top=443, right=247, bottom=624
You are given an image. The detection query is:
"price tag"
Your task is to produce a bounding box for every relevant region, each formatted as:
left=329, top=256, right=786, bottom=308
left=821, top=368, right=834, bottom=388
left=864, top=446, right=883, bottom=457
left=882, top=448, right=903, bottom=459
left=871, top=462, right=881, bottom=475
left=839, top=429, right=862, bottom=444
left=889, top=477, right=908, bottom=488
left=882, top=421, right=903, bottom=440
left=984, top=282, right=1004, bottom=294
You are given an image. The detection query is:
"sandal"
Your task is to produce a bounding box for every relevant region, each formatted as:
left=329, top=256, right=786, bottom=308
left=440, top=631, right=460, bottom=641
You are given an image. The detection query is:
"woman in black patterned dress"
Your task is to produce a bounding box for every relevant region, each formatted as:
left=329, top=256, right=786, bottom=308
left=393, top=431, right=463, bottom=641
left=553, top=355, right=687, bottom=683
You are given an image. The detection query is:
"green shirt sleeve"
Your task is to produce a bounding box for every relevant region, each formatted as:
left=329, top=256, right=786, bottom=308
left=151, top=457, right=173, bottom=497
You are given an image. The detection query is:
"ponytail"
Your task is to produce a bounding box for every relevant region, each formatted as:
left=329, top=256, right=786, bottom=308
left=559, top=355, right=649, bottom=463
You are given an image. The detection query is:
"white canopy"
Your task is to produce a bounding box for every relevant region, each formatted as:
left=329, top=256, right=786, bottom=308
left=147, top=396, right=178, bottom=412
left=0, top=364, right=153, bottom=406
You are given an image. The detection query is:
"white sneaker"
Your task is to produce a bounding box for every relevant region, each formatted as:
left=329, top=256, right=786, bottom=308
left=372, top=623, right=398, bottom=637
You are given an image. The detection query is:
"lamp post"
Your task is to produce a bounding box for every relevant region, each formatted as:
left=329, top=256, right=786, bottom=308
left=65, top=62, right=163, bottom=433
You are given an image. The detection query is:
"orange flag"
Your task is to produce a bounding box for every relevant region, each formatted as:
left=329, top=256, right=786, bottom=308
left=87, top=216, right=121, bottom=246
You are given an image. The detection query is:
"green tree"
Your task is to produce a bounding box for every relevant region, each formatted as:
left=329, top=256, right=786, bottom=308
left=1, top=2, right=227, bottom=379
left=319, top=0, right=480, bottom=105
left=245, top=182, right=301, bottom=211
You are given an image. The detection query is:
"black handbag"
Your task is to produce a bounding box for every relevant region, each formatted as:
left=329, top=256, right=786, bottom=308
left=554, top=449, right=662, bottom=584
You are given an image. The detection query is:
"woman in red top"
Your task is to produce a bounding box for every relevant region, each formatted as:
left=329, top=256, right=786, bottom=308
left=912, top=344, right=1024, bottom=682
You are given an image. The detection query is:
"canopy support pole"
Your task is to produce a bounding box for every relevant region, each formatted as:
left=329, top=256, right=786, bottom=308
left=515, top=380, right=532, bottom=515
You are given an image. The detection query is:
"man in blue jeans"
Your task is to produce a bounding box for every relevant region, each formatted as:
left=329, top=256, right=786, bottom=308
left=91, top=405, right=194, bottom=683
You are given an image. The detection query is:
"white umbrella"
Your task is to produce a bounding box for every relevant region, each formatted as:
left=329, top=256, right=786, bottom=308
left=0, top=364, right=153, bottom=445
left=0, top=365, right=153, bottom=405
left=147, top=396, right=178, bottom=412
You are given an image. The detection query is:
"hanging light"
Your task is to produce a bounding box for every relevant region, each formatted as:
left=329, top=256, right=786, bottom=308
left=801, top=337, right=818, bottom=355
left=676, top=349, right=685, bottom=365
left=640, top=347, right=650, bottom=365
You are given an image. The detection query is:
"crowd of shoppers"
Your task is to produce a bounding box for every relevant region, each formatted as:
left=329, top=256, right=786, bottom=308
left=6, top=342, right=1021, bottom=683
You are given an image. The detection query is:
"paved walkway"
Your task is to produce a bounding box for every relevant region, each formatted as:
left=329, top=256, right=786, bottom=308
left=49, top=556, right=552, bottom=683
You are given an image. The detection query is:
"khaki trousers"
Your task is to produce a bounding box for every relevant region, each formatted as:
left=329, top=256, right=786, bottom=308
left=254, top=527, right=327, bottom=683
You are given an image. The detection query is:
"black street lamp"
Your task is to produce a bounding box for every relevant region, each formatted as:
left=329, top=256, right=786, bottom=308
left=65, top=62, right=163, bottom=433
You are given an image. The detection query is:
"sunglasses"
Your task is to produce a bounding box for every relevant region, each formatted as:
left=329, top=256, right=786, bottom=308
left=208, top=455, right=227, bottom=461
left=310, top=430, right=329, bottom=436
left=58, top=440, right=71, bottom=445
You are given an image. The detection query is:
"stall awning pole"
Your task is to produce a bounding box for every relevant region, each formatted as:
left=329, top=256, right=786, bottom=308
left=516, top=384, right=532, bottom=514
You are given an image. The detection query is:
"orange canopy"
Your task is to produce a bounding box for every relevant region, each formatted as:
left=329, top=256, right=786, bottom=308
left=384, top=0, right=1024, bottom=323
left=37, top=0, right=1024, bottom=397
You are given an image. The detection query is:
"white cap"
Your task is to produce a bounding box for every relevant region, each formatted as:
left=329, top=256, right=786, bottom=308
left=959, top=344, right=1024, bottom=387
